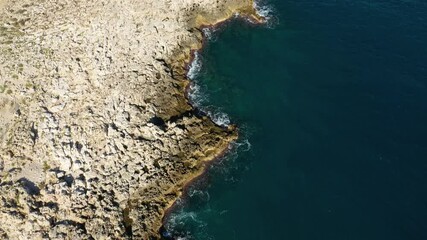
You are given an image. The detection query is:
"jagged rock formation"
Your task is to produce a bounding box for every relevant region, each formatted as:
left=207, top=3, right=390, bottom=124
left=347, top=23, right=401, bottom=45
left=0, top=0, right=261, bottom=239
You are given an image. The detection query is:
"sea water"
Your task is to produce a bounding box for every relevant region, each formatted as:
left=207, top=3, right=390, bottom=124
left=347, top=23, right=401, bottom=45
left=165, top=0, right=427, bottom=239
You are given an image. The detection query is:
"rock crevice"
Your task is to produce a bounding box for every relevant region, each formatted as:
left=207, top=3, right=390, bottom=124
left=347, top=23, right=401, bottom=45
left=0, top=0, right=260, bottom=239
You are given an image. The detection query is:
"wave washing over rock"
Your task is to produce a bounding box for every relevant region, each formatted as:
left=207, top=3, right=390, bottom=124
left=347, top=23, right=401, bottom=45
left=186, top=1, right=273, bottom=130
left=187, top=50, right=231, bottom=128
left=0, top=0, right=263, bottom=239
left=187, top=52, right=203, bottom=81
left=253, top=0, right=277, bottom=27
left=163, top=134, right=253, bottom=239
left=162, top=2, right=274, bottom=237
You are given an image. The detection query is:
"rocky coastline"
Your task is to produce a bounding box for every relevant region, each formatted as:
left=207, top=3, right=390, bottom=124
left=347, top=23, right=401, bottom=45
left=0, top=0, right=262, bottom=239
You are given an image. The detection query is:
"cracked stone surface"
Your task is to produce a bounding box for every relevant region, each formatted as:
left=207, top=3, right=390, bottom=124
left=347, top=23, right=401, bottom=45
left=0, top=0, right=260, bottom=239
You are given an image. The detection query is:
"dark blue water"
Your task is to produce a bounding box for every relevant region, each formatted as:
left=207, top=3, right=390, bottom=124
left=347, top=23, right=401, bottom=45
left=165, top=1, right=427, bottom=239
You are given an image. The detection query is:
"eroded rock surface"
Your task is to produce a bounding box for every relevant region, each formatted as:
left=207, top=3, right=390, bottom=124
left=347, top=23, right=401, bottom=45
left=0, top=0, right=259, bottom=239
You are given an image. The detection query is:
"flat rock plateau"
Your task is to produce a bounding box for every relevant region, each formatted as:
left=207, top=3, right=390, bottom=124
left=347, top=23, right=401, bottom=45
left=0, top=0, right=261, bottom=239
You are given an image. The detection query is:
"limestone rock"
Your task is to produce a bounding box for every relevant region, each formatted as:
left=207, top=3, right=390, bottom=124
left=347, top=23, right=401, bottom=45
left=0, top=0, right=259, bottom=239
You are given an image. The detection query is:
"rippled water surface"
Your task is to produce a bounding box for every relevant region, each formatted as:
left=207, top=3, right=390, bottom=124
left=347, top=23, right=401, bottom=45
left=165, top=0, right=427, bottom=239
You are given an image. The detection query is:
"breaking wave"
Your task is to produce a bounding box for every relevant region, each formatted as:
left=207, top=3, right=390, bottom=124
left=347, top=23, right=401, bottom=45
left=164, top=211, right=203, bottom=240
left=187, top=64, right=231, bottom=127
left=208, top=110, right=231, bottom=127
left=163, top=130, right=253, bottom=239
left=186, top=50, right=232, bottom=128
left=166, top=9, right=270, bottom=238
left=202, top=28, right=218, bottom=42
left=254, top=0, right=278, bottom=28
left=187, top=51, right=202, bottom=80
left=188, top=82, right=207, bottom=107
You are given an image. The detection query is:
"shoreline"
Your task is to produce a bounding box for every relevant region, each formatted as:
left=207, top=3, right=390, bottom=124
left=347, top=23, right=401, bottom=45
left=159, top=6, right=266, bottom=239
left=159, top=135, right=238, bottom=239
left=0, top=0, right=265, bottom=239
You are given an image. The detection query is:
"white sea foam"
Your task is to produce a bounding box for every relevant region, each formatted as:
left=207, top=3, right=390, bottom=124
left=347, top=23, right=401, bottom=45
left=188, top=83, right=206, bottom=106
left=208, top=135, right=252, bottom=178
left=165, top=210, right=207, bottom=240
left=233, top=139, right=252, bottom=152
left=165, top=135, right=253, bottom=238
left=189, top=93, right=232, bottom=127
left=188, top=83, right=232, bottom=127
left=253, top=0, right=277, bottom=27
left=188, top=189, right=211, bottom=202
left=167, top=211, right=203, bottom=229
left=166, top=7, right=268, bottom=237
left=208, top=110, right=231, bottom=127
left=187, top=51, right=202, bottom=80
left=254, top=3, right=272, bottom=18
left=202, top=28, right=213, bottom=41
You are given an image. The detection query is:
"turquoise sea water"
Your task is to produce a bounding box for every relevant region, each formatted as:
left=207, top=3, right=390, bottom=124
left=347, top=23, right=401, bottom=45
left=164, top=0, right=427, bottom=239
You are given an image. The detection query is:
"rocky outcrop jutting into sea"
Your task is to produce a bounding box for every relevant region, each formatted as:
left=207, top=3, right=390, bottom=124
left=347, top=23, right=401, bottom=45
left=0, top=0, right=261, bottom=239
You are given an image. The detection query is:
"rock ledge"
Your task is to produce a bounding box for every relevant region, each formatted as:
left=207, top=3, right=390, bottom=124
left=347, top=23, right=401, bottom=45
left=0, top=0, right=260, bottom=239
